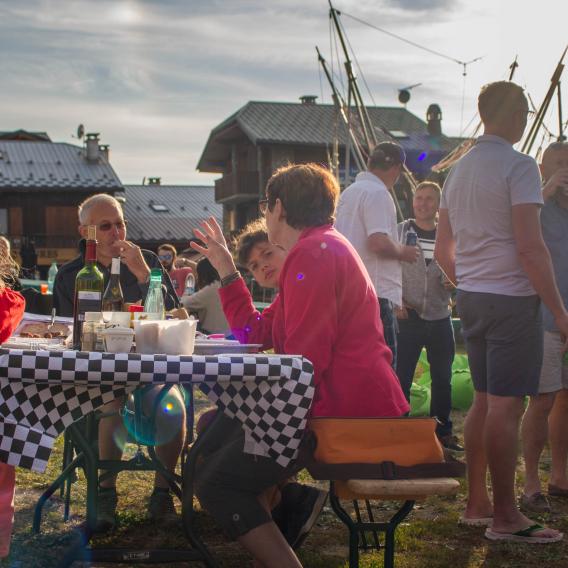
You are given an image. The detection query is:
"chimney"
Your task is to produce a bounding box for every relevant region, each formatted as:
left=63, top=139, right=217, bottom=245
left=299, top=95, right=318, bottom=105
left=426, top=104, right=442, bottom=136
left=148, top=177, right=161, bottom=185
left=98, top=144, right=110, bottom=161
left=85, top=132, right=100, bottom=162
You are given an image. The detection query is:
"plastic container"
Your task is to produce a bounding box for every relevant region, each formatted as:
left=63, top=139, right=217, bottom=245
left=101, top=326, right=135, bottom=353
left=134, top=319, right=198, bottom=355
left=47, top=261, right=58, bottom=293
left=82, top=312, right=104, bottom=352
left=102, top=311, right=131, bottom=328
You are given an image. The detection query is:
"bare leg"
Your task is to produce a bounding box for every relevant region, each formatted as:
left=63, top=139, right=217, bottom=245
left=486, top=394, right=559, bottom=538
left=142, top=386, right=186, bottom=489
left=238, top=521, right=302, bottom=568
left=549, top=389, right=568, bottom=488
left=521, top=392, right=556, bottom=496
left=98, top=398, right=126, bottom=489
left=463, top=391, right=493, bottom=519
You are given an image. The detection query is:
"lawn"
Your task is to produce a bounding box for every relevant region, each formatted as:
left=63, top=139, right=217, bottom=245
left=2, top=392, right=568, bottom=568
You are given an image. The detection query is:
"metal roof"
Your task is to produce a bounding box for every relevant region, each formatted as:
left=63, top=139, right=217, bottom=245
left=123, top=184, right=221, bottom=242
left=197, top=101, right=460, bottom=172
left=0, top=140, right=122, bottom=191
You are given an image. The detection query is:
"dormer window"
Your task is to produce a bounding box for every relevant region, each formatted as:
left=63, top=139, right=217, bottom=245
left=150, top=203, right=168, bottom=212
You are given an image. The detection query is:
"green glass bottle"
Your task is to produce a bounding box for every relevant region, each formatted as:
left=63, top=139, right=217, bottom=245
left=102, top=257, right=124, bottom=312
left=72, top=226, right=104, bottom=349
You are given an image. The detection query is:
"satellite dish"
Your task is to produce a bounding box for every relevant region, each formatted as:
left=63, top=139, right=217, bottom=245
left=398, top=83, right=423, bottom=105
left=77, top=124, right=85, bottom=139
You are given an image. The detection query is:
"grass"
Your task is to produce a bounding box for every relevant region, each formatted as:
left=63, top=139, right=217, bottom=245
left=3, top=387, right=568, bottom=567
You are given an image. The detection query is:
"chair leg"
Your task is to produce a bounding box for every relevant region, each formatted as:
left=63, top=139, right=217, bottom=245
left=384, top=500, right=415, bottom=568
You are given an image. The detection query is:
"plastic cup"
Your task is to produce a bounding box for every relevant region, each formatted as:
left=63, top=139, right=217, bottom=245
left=40, top=283, right=48, bottom=294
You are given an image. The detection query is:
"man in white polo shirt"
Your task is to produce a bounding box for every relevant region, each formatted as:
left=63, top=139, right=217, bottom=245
left=435, top=81, right=568, bottom=543
left=336, top=142, right=419, bottom=367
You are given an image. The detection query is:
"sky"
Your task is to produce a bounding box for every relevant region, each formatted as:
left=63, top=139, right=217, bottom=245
left=1, top=0, right=566, bottom=186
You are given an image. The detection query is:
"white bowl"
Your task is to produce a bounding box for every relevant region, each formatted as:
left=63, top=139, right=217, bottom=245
left=102, top=311, right=132, bottom=327
left=102, top=326, right=135, bottom=353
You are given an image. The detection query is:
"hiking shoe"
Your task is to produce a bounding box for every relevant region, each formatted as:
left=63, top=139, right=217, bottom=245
left=439, top=435, right=464, bottom=452
left=279, top=483, right=328, bottom=549
left=95, top=487, right=118, bottom=533
left=148, top=488, right=178, bottom=523
left=520, top=492, right=551, bottom=514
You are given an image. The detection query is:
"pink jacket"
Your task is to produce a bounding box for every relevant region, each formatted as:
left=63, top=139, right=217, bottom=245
left=219, top=225, right=409, bottom=418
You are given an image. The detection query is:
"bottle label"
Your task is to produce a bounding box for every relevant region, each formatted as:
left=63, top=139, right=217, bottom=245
left=77, top=291, right=102, bottom=321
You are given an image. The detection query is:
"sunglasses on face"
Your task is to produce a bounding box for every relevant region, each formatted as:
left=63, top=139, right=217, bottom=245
left=96, top=220, right=128, bottom=232
left=159, top=253, right=173, bottom=260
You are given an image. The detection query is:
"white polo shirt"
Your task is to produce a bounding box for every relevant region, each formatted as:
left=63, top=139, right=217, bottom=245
left=441, top=135, right=543, bottom=296
left=336, top=171, right=402, bottom=305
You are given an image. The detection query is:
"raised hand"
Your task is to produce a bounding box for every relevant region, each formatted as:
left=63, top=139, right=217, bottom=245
left=190, top=217, right=237, bottom=278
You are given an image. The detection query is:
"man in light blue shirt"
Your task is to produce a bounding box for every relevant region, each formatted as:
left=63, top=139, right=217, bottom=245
left=436, top=81, right=568, bottom=542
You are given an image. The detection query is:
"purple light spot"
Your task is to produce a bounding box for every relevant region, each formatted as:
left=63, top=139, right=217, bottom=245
left=320, top=242, right=327, bottom=249
left=297, top=273, right=305, bottom=281
left=418, top=152, right=427, bottom=162
left=246, top=325, right=253, bottom=332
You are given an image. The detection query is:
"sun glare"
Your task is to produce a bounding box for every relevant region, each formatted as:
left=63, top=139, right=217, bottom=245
left=108, top=2, right=142, bottom=25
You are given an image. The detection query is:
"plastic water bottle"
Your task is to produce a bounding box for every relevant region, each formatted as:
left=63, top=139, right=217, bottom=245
left=184, top=273, right=195, bottom=296
left=47, top=261, right=58, bottom=293
left=406, top=228, right=418, bottom=246
left=144, top=268, right=165, bottom=320
left=0, top=463, right=15, bottom=558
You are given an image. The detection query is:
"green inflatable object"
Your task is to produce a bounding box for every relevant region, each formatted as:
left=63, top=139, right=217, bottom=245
left=410, top=382, right=431, bottom=416
left=451, top=370, right=474, bottom=410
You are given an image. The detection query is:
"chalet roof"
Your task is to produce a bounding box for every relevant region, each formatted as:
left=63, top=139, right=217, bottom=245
left=0, top=140, right=122, bottom=191
left=197, top=101, right=460, bottom=172
left=123, top=184, right=221, bottom=242
left=0, top=130, right=51, bottom=142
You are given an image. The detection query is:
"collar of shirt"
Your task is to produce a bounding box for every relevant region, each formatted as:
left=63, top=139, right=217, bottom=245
left=476, top=134, right=512, bottom=147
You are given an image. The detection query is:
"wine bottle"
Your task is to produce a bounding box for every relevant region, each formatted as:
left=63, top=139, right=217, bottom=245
left=102, top=257, right=124, bottom=312
left=72, top=226, right=104, bottom=349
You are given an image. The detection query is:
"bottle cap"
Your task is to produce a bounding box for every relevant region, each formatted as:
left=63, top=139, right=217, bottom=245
left=84, top=312, right=102, bottom=322
left=150, top=268, right=162, bottom=281
left=87, top=225, right=97, bottom=240
left=111, top=257, right=121, bottom=274
left=128, top=305, right=144, bottom=312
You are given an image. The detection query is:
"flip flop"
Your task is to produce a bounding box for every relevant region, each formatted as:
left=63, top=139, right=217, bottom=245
left=459, top=515, right=493, bottom=527
left=485, top=524, right=563, bottom=544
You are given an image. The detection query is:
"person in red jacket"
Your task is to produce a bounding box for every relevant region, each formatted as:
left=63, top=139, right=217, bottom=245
left=191, top=163, right=409, bottom=568
left=0, top=260, right=25, bottom=559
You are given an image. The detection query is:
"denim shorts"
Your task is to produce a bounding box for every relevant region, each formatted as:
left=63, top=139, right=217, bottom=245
left=456, top=290, right=543, bottom=397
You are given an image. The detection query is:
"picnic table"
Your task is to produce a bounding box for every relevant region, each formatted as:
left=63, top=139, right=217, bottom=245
left=0, top=347, right=315, bottom=565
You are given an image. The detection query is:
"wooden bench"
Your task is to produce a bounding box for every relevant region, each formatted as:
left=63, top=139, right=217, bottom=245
left=327, top=477, right=460, bottom=568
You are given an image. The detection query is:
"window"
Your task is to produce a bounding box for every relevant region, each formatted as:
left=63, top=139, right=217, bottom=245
left=150, top=203, right=169, bottom=212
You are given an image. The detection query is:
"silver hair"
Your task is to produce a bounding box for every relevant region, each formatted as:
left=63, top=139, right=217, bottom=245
left=78, top=194, right=122, bottom=225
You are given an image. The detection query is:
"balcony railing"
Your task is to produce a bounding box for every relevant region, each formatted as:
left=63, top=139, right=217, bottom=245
left=215, top=171, right=260, bottom=203
left=8, top=234, right=78, bottom=249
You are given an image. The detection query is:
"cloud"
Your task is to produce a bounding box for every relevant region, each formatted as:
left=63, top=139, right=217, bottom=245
left=381, top=0, right=456, bottom=13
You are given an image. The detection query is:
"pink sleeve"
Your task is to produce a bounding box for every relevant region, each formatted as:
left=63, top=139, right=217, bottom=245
left=0, top=288, right=25, bottom=344
left=218, top=278, right=275, bottom=349
left=280, top=246, right=337, bottom=385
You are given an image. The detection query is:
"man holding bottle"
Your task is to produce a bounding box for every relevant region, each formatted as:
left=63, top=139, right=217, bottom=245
left=53, top=194, right=186, bottom=531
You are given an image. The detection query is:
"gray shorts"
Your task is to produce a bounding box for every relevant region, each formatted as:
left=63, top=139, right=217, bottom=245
left=538, top=331, right=568, bottom=393
left=456, top=290, right=543, bottom=397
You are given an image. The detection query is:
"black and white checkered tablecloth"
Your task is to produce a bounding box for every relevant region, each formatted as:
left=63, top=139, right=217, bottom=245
left=0, top=349, right=314, bottom=472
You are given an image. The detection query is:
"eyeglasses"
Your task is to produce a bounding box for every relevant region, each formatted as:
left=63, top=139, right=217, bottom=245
left=258, top=199, right=268, bottom=215
left=159, top=253, right=173, bottom=260
left=96, top=220, right=128, bottom=232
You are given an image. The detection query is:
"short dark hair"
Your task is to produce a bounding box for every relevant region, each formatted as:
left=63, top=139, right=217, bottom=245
left=235, top=218, right=269, bottom=267
left=478, top=81, right=526, bottom=124
left=415, top=181, right=441, bottom=200
left=196, top=257, right=220, bottom=288
left=265, top=163, right=339, bottom=229
left=157, top=243, right=177, bottom=257
left=367, top=142, right=406, bottom=171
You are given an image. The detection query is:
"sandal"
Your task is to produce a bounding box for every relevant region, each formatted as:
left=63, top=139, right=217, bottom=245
left=520, top=492, right=551, bottom=514
left=485, top=523, right=563, bottom=544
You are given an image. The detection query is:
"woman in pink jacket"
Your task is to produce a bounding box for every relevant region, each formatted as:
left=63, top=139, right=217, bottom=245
left=192, top=163, right=408, bottom=568
left=0, top=248, right=25, bottom=559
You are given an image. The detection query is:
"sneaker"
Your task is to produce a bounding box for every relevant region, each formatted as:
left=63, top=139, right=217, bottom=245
left=439, top=435, right=464, bottom=452
left=148, top=488, right=178, bottom=523
left=278, top=483, right=328, bottom=549
left=95, top=487, right=118, bottom=533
